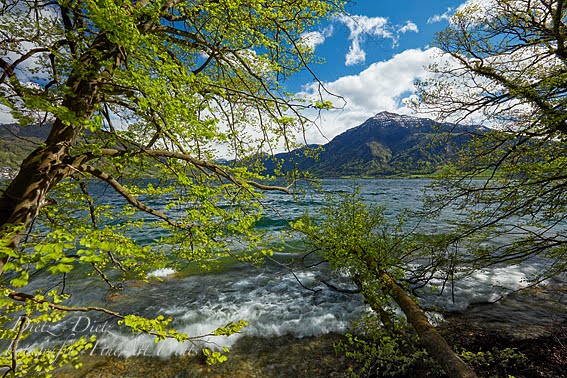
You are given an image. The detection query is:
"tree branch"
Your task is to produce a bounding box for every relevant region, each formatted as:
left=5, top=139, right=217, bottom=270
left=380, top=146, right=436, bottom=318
left=92, top=148, right=292, bottom=193
left=3, top=316, right=27, bottom=378
left=8, top=291, right=124, bottom=318
left=76, top=164, right=192, bottom=229
left=0, top=47, right=49, bottom=84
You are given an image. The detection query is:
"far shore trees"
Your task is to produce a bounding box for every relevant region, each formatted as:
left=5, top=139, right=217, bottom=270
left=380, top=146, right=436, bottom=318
left=0, top=0, right=344, bottom=375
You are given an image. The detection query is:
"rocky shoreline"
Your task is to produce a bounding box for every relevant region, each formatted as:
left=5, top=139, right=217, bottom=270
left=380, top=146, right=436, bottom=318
left=55, top=324, right=566, bottom=377
left=56, top=284, right=566, bottom=377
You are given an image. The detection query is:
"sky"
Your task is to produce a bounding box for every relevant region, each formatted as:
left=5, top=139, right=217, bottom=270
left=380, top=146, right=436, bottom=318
left=292, top=0, right=472, bottom=144
left=0, top=1, right=478, bottom=147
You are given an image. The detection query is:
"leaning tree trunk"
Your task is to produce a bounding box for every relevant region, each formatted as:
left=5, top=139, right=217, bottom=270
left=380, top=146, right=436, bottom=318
left=352, top=274, right=396, bottom=333
left=378, top=270, right=477, bottom=378
left=353, top=261, right=476, bottom=377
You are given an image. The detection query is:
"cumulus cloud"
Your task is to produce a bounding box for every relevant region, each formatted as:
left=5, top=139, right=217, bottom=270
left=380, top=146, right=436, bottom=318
left=344, top=38, right=366, bottom=66
left=398, top=21, right=419, bottom=34
left=299, top=48, right=440, bottom=144
left=335, top=15, right=421, bottom=66
left=300, top=26, right=334, bottom=52
left=427, top=8, right=453, bottom=24
left=336, top=14, right=395, bottom=66
left=459, top=0, right=498, bottom=12
left=427, top=1, right=498, bottom=24
left=300, top=31, right=326, bottom=51
left=337, top=14, right=393, bottom=40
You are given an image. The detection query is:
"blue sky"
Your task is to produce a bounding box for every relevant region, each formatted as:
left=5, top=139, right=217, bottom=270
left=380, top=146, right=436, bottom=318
left=291, top=0, right=475, bottom=144
left=0, top=1, right=476, bottom=147
left=291, top=0, right=461, bottom=88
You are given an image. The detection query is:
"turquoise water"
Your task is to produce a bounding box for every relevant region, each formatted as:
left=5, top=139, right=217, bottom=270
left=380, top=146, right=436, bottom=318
left=7, top=179, right=562, bottom=358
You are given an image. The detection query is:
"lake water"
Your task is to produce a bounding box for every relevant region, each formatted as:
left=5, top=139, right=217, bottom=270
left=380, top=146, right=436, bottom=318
left=9, top=179, right=565, bottom=359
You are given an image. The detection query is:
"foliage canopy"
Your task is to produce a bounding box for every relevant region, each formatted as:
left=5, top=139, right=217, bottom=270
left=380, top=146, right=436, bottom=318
left=293, top=191, right=478, bottom=378
left=0, top=0, right=343, bottom=375
left=415, top=0, right=567, bottom=284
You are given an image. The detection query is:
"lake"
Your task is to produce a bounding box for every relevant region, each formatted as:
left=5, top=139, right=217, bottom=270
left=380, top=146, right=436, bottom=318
left=7, top=178, right=564, bottom=360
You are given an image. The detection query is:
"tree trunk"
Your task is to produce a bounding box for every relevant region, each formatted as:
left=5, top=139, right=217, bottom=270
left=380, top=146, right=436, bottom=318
left=352, top=274, right=395, bottom=332
left=378, top=270, right=477, bottom=378
left=0, top=119, right=81, bottom=272
left=0, top=37, right=115, bottom=272
left=354, top=255, right=477, bottom=377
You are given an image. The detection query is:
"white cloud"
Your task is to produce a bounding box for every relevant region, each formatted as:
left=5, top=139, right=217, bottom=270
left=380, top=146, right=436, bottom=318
left=345, top=39, right=366, bottom=66
left=398, top=21, right=419, bottom=34
left=336, top=15, right=421, bottom=66
left=427, top=1, right=499, bottom=25
left=299, top=26, right=334, bottom=52
left=0, top=105, right=15, bottom=124
left=300, top=31, right=326, bottom=51
left=336, top=14, right=395, bottom=66
left=337, top=14, right=393, bottom=40
left=427, top=8, right=453, bottom=24
left=299, top=48, right=440, bottom=144
left=458, top=0, right=497, bottom=12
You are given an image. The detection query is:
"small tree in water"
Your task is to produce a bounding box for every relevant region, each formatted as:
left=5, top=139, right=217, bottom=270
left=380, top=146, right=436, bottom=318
left=293, top=190, right=477, bottom=378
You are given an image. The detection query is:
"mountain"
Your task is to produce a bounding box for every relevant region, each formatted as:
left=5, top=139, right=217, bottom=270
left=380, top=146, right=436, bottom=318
left=0, top=112, right=483, bottom=179
left=0, top=123, right=51, bottom=176
left=264, top=112, right=485, bottom=177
